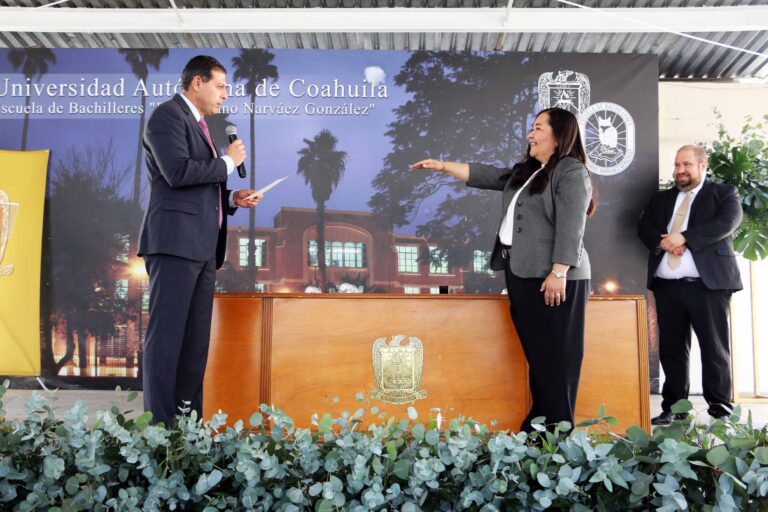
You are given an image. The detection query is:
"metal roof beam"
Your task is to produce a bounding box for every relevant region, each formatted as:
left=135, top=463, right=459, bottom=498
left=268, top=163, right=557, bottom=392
left=0, top=5, right=766, bottom=34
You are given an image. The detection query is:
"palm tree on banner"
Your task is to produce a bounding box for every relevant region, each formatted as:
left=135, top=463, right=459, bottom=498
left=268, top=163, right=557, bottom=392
left=119, top=49, right=169, bottom=207
left=8, top=48, right=56, bottom=150
left=297, top=129, right=347, bottom=291
left=232, top=50, right=278, bottom=290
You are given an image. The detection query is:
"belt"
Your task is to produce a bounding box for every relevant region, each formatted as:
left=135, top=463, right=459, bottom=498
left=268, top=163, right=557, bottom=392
left=500, top=244, right=511, bottom=259
left=656, top=277, right=701, bottom=284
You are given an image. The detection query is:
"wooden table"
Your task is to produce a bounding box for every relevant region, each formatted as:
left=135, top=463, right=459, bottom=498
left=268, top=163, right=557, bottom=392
left=203, top=294, right=649, bottom=432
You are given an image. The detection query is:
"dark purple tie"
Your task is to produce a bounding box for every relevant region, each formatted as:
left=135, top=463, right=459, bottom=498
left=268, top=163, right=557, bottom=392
left=198, top=117, right=223, bottom=228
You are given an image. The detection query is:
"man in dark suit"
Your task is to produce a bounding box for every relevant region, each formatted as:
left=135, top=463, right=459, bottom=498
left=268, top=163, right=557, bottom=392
left=138, top=55, right=262, bottom=426
left=638, top=144, right=742, bottom=426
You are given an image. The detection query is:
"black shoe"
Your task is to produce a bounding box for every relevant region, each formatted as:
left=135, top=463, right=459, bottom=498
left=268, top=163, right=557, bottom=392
left=708, top=405, right=732, bottom=421
left=709, top=411, right=730, bottom=422
left=651, top=411, right=688, bottom=426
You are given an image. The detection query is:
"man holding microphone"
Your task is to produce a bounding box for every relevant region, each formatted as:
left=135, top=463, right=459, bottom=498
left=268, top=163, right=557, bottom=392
left=138, top=55, right=262, bottom=426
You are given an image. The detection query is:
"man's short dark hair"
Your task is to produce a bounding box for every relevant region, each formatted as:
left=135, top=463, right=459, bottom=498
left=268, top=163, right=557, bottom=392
left=181, top=55, right=227, bottom=91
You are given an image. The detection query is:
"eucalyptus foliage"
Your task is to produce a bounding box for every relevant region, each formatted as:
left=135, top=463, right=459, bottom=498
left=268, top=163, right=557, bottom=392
left=1, top=381, right=767, bottom=511
left=704, top=112, right=768, bottom=261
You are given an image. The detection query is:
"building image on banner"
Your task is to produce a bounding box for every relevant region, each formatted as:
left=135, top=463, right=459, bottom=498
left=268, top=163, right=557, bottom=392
left=0, top=49, right=659, bottom=387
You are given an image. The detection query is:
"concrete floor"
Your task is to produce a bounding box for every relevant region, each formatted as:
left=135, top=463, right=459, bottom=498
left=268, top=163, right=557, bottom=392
left=2, top=388, right=767, bottom=428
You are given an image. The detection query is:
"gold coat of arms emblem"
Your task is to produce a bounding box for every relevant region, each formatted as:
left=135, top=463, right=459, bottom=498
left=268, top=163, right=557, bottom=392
left=0, top=189, right=19, bottom=278
left=370, top=335, right=427, bottom=404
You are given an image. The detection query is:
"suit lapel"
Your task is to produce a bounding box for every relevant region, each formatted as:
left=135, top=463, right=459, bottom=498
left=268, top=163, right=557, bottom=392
left=174, top=93, right=216, bottom=157
left=191, top=114, right=214, bottom=157
left=663, top=187, right=678, bottom=224
left=688, top=180, right=711, bottom=222
left=197, top=124, right=217, bottom=157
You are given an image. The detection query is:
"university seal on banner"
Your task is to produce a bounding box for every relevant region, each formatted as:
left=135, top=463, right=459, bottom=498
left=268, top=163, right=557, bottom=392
left=538, top=70, right=591, bottom=114
left=578, top=102, right=636, bottom=176
left=0, top=189, right=18, bottom=277
left=370, top=335, right=427, bottom=405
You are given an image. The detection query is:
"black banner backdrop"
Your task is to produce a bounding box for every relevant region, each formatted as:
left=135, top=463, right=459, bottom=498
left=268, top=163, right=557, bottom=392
left=0, top=49, right=659, bottom=388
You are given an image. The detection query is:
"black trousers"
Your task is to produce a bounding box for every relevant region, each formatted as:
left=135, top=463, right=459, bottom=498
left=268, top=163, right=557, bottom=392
left=653, top=278, right=732, bottom=417
left=504, top=266, right=589, bottom=432
left=143, top=253, right=217, bottom=426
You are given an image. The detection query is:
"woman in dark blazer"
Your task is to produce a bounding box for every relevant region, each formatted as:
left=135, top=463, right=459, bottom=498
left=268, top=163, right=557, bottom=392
left=411, top=107, right=596, bottom=432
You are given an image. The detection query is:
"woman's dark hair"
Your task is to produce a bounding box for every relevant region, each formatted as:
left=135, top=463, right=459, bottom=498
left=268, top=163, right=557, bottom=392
left=505, top=107, right=597, bottom=216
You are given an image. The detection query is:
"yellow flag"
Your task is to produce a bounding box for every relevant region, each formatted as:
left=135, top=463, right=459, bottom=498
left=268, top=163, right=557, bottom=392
left=0, top=150, right=49, bottom=376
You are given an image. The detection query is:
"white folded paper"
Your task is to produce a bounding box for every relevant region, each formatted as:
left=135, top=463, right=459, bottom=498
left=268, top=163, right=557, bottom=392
left=245, top=176, right=288, bottom=200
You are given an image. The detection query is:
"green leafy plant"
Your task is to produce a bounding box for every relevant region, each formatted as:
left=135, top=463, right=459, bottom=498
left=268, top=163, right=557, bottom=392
left=704, top=112, right=768, bottom=261
left=1, top=381, right=767, bottom=511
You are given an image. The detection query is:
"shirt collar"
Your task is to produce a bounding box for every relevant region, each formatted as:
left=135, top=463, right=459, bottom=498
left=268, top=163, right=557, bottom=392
left=179, top=92, right=202, bottom=122
left=685, top=176, right=706, bottom=196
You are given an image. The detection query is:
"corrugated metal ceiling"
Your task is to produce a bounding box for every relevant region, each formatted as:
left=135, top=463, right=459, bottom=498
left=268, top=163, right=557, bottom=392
left=0, top=0, right=766, bottom=79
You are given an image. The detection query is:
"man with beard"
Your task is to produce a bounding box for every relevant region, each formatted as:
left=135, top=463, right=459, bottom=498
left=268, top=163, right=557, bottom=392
left=638, top=144, right=743, bottom=426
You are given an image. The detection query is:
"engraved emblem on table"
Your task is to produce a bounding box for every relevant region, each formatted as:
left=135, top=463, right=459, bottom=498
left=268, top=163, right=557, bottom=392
left=0, top=189, right=19, bottom=278
left=537, top=70, right=591, bottom=115
left=370, top=335, right=427, bottom=405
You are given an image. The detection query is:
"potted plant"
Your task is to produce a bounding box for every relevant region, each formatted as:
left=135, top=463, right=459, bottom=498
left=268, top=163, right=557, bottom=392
left=704, top=111, right=768, bottom=402
left=704, top=112, right=768, bottom=261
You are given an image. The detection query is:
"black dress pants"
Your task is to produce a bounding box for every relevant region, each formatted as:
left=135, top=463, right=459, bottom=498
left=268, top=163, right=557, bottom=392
left=653, top=278, right=732, bottom=417
left=504, top=266, right=589, bottom=432
left=143, top=253, right=217, bottom=426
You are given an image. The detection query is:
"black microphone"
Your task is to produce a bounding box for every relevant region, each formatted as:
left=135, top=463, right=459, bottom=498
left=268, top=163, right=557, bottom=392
left=225, top=125, right=247, bottom=179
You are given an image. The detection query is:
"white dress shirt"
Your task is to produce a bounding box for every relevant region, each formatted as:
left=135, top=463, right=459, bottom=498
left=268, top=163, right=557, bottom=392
left=654, top=178, right=705, bottom=279
left=498, top=167, right=543, bottom=246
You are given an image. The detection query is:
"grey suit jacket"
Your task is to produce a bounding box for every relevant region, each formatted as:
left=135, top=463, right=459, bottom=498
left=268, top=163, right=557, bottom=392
left=138, top=94, right=236, bottom=268
left=467, top=156, right=592, bottom=280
